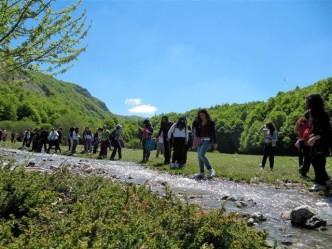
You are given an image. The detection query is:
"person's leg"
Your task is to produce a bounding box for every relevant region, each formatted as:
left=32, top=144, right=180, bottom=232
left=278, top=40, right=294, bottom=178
left=312, top=154, right=329, bottom=185
left=172, top=139, right=180, bottom=164
left=110, top=143, right=117, bottom=160
left=71, top=140, right=77, bottom=154
left=300, top=146, right=311, bottom=176
left=298, top=140, right=304, bottom=168
left=200, top=141, right=213, bottom=170
left=163, top=139, right=170, bottom=164
left=261, top=145, right=268, bottom=168
left=269, top=146, right=275, bottom=170
left=118, top=143, right=122, bottom=159
left=179, top=139, right=186, bottom=165
left=68, top=139, right=71, bottom=151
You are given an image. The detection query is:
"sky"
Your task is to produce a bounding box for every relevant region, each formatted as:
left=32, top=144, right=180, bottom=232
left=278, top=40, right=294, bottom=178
left=56, top=0, right=332, bottom=117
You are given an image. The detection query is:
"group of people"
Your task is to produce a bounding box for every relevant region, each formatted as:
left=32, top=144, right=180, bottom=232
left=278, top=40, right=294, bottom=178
left=294, top=94, right=332, bottom=191
left=140, top=109, right=218, bottom=179
left=21, top=128, right=63, bottom=153
left=67, top=125, right=123, bottom=160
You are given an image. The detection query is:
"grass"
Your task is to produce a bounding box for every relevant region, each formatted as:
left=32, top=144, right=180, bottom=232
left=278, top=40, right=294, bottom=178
left=1, top=140, right=331, bottom=186
left=0, top=167, right=268, bottom=249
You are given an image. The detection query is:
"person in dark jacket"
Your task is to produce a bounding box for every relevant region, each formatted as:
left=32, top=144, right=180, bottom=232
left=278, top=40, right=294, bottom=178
left=194, top=109, right=218, bottom=179
left=305, top=94, right=331, bottom=191
left=156, top=116, right=173, bottom=164
left=140, top=119, right=153, bottom=163
left=40, top=128, right=48, bottom=152
left=110, top=124, right=123, bottom=160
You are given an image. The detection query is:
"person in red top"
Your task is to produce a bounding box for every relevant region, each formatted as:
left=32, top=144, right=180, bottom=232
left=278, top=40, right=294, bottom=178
left=294, top=111, right=311, bottom=177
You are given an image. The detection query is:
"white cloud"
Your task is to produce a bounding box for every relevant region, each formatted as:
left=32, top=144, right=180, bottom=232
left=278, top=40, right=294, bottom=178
left=125, top=98, right=142, bottom=106
left=128, top=104, right=157, bottom=115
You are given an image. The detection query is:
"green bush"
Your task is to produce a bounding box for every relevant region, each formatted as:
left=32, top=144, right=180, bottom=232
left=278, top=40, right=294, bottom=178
left=0, top=168, right=267, bottom=249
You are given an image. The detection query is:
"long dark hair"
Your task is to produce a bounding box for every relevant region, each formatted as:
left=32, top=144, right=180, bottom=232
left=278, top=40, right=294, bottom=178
left=197, top=109, right=212, bottom=124
left=266, top=122, right=275, bottom=135
left=307, top=94, right=325, bottom=117
left=160, top=116, right=169, bottom=129
left=176, top=117, right=187, bottom=130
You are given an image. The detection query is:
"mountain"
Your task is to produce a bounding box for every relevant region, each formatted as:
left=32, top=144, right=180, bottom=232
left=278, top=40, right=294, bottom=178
left=151, top=77, right=332, bottom=155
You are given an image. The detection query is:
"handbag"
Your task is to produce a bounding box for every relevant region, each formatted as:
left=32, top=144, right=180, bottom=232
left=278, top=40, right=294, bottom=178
left=144, top=139, right=157, bottom=151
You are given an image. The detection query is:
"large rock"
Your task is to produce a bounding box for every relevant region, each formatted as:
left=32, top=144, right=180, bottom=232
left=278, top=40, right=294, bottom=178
left=290, top=205, right=315, bottom=226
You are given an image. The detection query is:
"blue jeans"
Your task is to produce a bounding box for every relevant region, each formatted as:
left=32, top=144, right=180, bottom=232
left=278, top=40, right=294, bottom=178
left=198, top=141, right=212, bottom=173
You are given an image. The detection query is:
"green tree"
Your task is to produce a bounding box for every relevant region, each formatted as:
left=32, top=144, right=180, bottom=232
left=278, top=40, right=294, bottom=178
left=0, top=0, right=89, bottom=74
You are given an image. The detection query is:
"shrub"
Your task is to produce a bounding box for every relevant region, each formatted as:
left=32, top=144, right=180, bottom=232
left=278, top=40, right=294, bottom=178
left=0, top=168, right=267, bottom=249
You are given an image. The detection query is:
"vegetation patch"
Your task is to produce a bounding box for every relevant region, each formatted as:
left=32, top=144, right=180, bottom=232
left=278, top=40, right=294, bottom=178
left=0, top=168, right=267, bottom=249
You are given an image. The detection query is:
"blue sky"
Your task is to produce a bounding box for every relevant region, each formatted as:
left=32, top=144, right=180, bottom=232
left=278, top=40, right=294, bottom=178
left=57, top=0, right=332, bottom=117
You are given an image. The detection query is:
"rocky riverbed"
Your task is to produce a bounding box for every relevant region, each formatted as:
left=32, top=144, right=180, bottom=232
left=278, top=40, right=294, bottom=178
left=1, top=148, right=332, bottom=249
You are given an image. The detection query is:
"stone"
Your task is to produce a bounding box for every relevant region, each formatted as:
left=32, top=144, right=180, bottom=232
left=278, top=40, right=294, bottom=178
left=305, top=216, right=327, bottom=229
left=26, top=161, right=36, bottom=167
left=290, top=205, right=315, bottom=226
left=236, top=201, right=247, bottom=208
left=251, top=212, right=267, bottom=222
left=247, top=218, right=255, bottom=227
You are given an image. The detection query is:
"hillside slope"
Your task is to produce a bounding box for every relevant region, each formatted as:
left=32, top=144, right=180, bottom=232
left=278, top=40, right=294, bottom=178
left=0, top=70, right=119, bottom=129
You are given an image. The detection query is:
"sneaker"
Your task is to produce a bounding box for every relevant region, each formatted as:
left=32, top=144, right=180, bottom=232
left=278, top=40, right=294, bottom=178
left=309, top=184, right=326, bottom=192
left=170, top=163, right=179, bottom=169
left=207, top=168, right=216, bottom=179
left=193, top=173, right=205, bottom=180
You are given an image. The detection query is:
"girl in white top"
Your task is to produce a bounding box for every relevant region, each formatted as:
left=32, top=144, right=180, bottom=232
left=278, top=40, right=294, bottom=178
left=168, top=117, right=188, bottom=168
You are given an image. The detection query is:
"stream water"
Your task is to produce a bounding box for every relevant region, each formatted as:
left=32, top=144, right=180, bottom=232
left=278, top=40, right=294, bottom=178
left=0, top=148, right=331, bottom=248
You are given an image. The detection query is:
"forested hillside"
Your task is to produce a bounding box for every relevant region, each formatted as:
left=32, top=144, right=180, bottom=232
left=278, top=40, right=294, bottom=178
left=0, top=70, right=139, bottom=143
left=151, top=77, right=332, bottom=155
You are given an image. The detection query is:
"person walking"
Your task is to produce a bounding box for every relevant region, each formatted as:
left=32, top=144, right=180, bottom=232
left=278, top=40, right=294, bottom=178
left=304, top=94, right=331, bottom=192
left=156, top=116, right=173, bottom=164
left=70, top=127, right=80, bottom=155
left=194, top=109, right=218, bottom=179
left=47, top=128, right=60, bottom=153
left=99, top=126, right=110, bottom=159
left=140, top=119, right=153, bottom=163
left=40, top=128, right=48, bottom=152
left=92, top=128, right=102, bottom=154
left=68, top=127, right=74, bottom=151
left=84, top=128, right=93, bottom=153
left=294, top=112, right=311, bottom=177
left=10, top=132, right=16, bottom=143
left=110, top=124, right=123, bottom=160
left=167, top=117, right=188, bottom=168
left=260, top=122, right=278, bottom=171
left=22, top=129, right=31, bottom=148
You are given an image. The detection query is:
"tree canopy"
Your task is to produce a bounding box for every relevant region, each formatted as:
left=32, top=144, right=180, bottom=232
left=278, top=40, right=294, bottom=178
left=0, top=0, right=89, bottom=75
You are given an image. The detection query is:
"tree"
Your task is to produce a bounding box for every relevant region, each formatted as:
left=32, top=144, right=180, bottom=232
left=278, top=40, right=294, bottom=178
left=0, top=0, right=89, bottom=75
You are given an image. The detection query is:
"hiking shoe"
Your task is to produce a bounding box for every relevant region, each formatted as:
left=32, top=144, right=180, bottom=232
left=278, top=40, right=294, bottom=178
left=193, top=173, right=205, bottom=180
left=309, top=184, right=326, bottom=192
left=207, top=169, right=216, bottom=179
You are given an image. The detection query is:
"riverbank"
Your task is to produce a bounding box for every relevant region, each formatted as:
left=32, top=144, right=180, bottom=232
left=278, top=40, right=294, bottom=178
left=0, top=167, right=267, bottom=249
left=1, top=148, right=331, bottom=249
left=1, top=141, right=331, bottom=187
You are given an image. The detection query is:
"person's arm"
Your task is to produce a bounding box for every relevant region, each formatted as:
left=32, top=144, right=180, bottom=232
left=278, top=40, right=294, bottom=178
left=168, top=123, right=176, bottom=140
left=272, top=131, right=278, bottom=143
